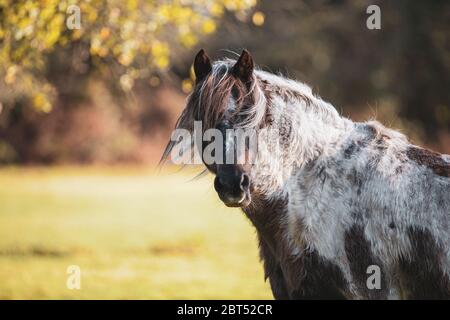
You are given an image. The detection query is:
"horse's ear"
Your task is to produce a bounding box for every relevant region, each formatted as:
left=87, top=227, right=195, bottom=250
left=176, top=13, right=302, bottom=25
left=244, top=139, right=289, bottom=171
left=194, top=49, right=212, bottom=83
left=233, top=49, right=254, bottom=83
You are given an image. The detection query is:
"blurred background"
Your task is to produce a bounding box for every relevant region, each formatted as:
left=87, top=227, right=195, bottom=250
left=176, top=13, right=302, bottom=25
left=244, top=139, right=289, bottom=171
left=0, top=0, right=448, bottom=299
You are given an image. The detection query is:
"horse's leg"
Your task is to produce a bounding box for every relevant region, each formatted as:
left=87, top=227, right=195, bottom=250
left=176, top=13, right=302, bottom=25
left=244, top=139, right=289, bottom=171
left=285, top=250, right=348, bottom=300
left=398, top=227, right=450, bottom=299
left=268, top=265, right=291, bottom=300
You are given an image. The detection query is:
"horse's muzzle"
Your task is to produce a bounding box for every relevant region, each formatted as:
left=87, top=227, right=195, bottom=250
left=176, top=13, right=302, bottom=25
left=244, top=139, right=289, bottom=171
left=214, top=172, right=251, bottom=207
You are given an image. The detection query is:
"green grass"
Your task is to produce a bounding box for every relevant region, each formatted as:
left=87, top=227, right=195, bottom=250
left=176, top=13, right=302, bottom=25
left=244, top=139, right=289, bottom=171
left=0, top=166, right=272, bottom=299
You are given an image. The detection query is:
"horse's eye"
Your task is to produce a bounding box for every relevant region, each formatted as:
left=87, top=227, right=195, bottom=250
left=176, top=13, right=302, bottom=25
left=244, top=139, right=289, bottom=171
left=231, top=86, right=240, bottom=99
left=216, top=120, right=231, bottom=132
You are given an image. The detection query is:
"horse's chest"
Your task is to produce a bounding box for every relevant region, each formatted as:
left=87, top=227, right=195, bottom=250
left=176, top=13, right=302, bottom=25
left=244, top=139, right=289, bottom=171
left=284, top=182, right=404, bottom=299
left=286, top=185, right=349, bottom=261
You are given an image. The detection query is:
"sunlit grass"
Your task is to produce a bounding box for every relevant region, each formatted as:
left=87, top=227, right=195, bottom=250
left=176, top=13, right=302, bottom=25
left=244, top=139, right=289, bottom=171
left=0, top=166, right=272, bottom=299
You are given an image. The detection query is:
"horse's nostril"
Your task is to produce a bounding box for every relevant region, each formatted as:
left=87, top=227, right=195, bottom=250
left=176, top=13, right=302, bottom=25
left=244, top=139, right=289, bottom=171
left=240, top=174, right=250, bottom=191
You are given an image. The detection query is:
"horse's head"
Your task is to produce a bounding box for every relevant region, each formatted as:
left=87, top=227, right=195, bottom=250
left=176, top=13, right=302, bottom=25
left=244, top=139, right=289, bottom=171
left=194, top=49, right=262, bottom=207
left=163, top=49, right=282, bottom=208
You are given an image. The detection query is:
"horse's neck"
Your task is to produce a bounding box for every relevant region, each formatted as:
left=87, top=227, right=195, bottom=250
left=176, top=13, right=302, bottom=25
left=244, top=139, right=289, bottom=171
left=261, top=73, right=353, bottom=168
left=244, top=77, right=354, bottom=252
left=243, top=193, right=289, bottom=256
left=292, top=106, right=351, bottom=167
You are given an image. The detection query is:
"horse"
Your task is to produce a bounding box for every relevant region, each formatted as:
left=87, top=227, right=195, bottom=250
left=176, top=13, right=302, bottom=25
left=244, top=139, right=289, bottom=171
left=162, top=49, right=450, bottom=299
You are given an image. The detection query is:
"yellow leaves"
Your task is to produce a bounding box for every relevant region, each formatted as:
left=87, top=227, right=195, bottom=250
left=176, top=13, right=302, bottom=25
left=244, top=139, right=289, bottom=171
left=90, top=37, right=102, bottom=55
left=209, top=3, right=224, bottom=17
left=126, top=0, right=138, bottom=11
left=44, top=14, right=64, bottom=48
left=151, top=41, right=170, bottom=69
left=252, top=11, right=265, bottom=26
left=32, top=93, right=51, bottom=113
left=121, top=20, right=136, bottom=39
left=225, top=0, right=257, bottom=11
left=86, top=8, right=98, bottom=22
left=179, top=31, right=197, bottom=48
left=202, top=19, right=216, bottom=34
left=98, top=47, right=109, bottom=58
left=4, top=65, right=19, bottom=85
left=39, top=4, right=56, bottom=23
left=156, top=4, right=171, bottom=23
left=157, top=4, right=195, bottom=25
left=91, top=28, right=114, bottom=58
left=118, top=40, right=137, bottom=66
left=0, top=0, right=259, bottom=109
left=71, top=29, right=83, bottom=40
left=155, top=56, right=169, bottom=69
left=109, top=7, right=121, bottom=22
left=119, top=53, right=133, bottom=66
left=151, top=41, right=168, bottom=57
left=181, top=78, right=193, bottom=94
left=32, top=81, right=55, bottom=112
left=100, top=27, right=111, bottom=40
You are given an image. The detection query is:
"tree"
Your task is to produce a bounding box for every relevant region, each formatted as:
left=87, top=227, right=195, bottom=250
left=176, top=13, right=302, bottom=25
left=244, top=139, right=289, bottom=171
left=0, top=0, right=257, bottom=112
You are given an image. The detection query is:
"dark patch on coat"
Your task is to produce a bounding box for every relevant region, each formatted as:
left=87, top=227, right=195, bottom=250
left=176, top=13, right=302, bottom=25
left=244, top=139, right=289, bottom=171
left=365, top=124, right=378, bottom=138
left=259, top=241, right=290, bottom=299
left=375, top=134, right=390, bottom=151
left=343, top=124, right=378, bottom=159
left=395, top=166, right=403, bottom=174
left=344, top=143, right=358, bottom=159
left=278, top=115, right=293, bottom=146
left=350, top=210, right=363, bottom=223
left=406, top=146, right=450, bottom=178
left=345, top=224, right=388, bottom=299
left=398, top=226, right=450, bottom=299
left=346, top=168, right=364, bottom=196
left=286, top=249, right=348, bottom=299
left=264, top=82, right=313, bottom=106
left=245, top=195, right=348, bottom=299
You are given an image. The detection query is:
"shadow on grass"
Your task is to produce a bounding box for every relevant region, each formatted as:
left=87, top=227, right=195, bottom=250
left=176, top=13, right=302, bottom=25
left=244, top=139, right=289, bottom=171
left=0, top=246, right=76, bottom=258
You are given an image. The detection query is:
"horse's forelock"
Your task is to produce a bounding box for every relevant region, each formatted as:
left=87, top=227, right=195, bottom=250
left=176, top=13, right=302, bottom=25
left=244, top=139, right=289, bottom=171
left=160, top=60, right=268, bottom=166
left=185, top=60, right=267, bottom=131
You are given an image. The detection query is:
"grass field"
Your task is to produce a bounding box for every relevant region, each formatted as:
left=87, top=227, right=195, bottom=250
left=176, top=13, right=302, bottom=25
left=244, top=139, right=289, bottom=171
left=0, top=166, right=272, bottom=299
